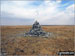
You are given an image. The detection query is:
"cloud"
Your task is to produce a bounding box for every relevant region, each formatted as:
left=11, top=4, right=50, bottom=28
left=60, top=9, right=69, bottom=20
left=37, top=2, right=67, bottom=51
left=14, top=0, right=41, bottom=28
left=1, top=0, right=74, bottom=25
left=1, top=1, right=37, bottom=19
left=40, top=4, right=74, bottom=25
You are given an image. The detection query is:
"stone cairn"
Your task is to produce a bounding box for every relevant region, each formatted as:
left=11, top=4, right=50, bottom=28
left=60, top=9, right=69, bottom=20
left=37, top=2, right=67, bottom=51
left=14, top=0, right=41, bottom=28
left=24, top=21, right=50, bottom=37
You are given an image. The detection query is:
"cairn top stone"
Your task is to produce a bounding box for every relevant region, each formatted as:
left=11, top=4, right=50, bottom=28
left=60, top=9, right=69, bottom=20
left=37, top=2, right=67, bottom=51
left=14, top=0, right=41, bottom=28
left=25, top=21, right=50, bottom=37
left=32, top=21, right=41, bottom=29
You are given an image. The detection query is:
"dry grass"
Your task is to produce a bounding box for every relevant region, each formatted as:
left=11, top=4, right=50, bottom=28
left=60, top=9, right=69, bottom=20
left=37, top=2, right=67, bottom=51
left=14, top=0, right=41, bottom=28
left=1, top=25, right=75, bottom=56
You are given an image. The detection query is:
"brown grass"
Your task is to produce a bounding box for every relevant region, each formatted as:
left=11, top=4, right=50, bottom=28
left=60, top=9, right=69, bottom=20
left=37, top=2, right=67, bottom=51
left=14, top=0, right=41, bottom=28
left=1, top=25, right=75, bottom=56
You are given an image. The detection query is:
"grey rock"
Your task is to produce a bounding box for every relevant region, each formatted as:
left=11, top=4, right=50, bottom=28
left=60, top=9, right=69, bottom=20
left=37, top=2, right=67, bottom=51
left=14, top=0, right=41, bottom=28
left=25, top=21, right=50, bottom=37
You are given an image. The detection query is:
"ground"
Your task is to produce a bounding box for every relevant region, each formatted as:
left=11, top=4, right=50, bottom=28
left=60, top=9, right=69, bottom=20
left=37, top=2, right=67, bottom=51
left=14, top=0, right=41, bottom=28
left=1, top=25, right=75, bottom=56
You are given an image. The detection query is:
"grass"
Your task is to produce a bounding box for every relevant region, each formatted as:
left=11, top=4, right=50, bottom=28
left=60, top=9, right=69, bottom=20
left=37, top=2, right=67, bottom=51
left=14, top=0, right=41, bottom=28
left=1, top=25, right=75, bottom=56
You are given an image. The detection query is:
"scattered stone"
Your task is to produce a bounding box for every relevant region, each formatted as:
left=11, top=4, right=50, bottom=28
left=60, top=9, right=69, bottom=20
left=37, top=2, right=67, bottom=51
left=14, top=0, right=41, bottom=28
left=1, top=48, right=7, bottom=56
left=20, top=50, right=24, bottom=52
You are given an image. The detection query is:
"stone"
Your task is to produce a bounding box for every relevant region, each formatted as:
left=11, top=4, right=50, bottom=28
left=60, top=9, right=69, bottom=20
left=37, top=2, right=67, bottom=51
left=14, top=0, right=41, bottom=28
left=25, top=21, right=50, bottom=37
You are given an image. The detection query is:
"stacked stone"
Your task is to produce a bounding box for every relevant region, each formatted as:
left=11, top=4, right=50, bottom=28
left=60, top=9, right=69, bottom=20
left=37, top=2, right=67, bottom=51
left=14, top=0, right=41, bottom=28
left=25, top=21, right=49, bottom=37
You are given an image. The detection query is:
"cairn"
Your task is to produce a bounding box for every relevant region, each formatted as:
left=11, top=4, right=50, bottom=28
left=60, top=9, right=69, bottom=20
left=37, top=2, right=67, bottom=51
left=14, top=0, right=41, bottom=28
left=25, top=21, right=50, bottom=37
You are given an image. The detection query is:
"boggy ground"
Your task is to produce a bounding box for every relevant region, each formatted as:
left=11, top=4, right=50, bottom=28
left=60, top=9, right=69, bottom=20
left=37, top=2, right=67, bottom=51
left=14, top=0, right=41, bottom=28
left=1, top=25, right=75, bottom=56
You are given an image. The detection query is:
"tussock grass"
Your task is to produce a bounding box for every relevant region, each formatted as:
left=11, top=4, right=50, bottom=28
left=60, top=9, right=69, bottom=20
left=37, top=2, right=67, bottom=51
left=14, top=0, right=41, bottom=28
left=1, top=25, right=74, bottom=55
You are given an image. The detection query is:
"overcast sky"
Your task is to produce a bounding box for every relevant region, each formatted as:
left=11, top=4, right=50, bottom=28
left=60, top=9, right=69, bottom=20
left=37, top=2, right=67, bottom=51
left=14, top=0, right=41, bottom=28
left=1, top=0, right=75, bottom=25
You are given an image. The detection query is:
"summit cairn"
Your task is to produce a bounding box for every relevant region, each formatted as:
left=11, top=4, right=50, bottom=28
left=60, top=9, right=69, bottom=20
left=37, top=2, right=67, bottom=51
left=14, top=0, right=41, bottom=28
left=25, top=21, right=50, bottom=37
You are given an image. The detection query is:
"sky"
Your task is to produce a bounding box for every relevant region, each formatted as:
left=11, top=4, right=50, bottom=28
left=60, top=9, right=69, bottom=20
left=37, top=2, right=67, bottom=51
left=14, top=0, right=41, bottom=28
left=1, top=0, right=75, bottom=25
